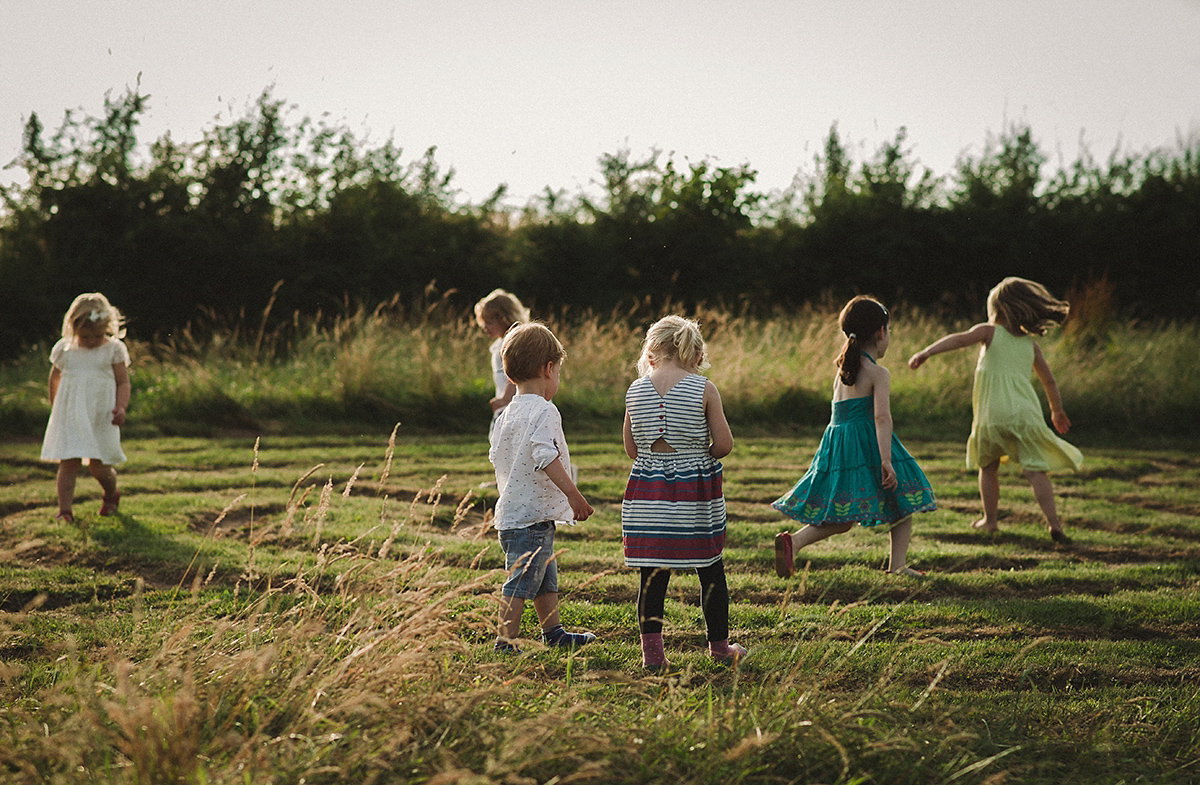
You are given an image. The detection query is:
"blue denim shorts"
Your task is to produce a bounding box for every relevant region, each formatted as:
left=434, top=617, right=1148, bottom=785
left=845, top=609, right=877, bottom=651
left=498, top=521, right=558, bottom=599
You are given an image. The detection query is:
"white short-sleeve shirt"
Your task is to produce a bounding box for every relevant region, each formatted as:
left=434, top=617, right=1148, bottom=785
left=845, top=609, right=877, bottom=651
left=488, top=394, right=576, bottom=529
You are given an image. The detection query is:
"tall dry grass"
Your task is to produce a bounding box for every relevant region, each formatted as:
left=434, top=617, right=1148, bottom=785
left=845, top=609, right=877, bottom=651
left=3, top=286, right=1197, bottom=438
left=0, top=469, right=504, bottom=782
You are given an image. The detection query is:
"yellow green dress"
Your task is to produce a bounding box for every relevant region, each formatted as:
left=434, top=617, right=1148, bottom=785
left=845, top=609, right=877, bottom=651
left=967, top=326, right=1083, bottom=472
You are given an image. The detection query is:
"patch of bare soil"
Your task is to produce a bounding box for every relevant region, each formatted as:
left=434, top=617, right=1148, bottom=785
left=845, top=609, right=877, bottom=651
left=186, top=504, right=288, bottom=538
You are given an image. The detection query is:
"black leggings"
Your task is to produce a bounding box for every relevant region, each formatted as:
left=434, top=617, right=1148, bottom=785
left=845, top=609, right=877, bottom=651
left=637, top=561, right=729, bottom=641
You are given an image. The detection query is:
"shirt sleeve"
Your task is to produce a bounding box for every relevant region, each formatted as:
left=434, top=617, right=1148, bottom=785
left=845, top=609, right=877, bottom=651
left=529, top=406, right=563, bottom=470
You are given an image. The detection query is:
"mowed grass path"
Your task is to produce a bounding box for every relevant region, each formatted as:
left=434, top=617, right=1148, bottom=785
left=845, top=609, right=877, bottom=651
left=1, top=430, right=1199, bottom=783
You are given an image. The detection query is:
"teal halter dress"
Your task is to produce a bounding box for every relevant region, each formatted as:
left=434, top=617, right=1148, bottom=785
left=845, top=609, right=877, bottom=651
left=772, top=370, right=936, bottom=528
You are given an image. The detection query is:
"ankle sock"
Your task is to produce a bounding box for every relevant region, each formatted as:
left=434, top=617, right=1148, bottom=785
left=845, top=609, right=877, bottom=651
left=542, top=624, right=596, bottom=648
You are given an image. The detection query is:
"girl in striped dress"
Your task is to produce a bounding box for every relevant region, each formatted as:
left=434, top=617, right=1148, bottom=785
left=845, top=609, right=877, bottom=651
left=622, top=315, right=745, bottom=670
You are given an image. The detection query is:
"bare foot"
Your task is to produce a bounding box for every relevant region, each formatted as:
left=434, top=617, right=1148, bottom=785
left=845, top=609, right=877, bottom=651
left=885, top=566, right=927, bottom=577
left=971, top=519, right=999, bottom=532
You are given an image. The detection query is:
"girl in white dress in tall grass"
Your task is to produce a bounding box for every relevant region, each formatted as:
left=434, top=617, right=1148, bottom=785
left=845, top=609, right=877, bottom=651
left=41, top=292, right=131, bottom=523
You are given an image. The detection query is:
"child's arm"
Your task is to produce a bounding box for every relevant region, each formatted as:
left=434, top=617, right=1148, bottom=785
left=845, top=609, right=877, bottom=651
left=871, top=366, right=898, bottom=490
left=908, top=323, right=994, bottom=369
left=48, top=367, right=62, bottom=406
left=543, top=457, right=594, bottom=521
left=704, top=380, right=734, bottom=459
left=622, top=410, right=638, bottom=459
left=490, top=381, right=517, bottom=412
left=1032, top=343, right=1071, bottom=434
left=112, top=362, right=130, bottom=426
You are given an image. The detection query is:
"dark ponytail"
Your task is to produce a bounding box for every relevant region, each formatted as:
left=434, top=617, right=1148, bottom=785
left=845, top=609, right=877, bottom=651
left=835, top=296, right=889, bottom=386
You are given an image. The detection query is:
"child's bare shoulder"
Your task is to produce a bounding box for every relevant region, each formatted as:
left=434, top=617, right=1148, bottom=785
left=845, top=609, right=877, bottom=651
left=969, top=322, right=996, bottom=338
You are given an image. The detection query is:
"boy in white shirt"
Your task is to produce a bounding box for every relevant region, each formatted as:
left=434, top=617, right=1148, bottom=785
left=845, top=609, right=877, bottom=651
left=489, top=322, right=596, bottom=653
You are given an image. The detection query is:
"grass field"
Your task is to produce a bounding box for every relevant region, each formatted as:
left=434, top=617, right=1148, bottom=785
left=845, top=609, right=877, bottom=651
left=1, top=427, right=1198, bottom=784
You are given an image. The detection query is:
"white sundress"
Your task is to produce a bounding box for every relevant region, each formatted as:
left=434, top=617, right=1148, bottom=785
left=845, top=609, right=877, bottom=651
left=40, top=337, right=129, bottom=465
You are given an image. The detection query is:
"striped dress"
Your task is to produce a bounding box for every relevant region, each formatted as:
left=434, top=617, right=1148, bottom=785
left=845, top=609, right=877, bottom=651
left=622, top=373, right=726, bottom=568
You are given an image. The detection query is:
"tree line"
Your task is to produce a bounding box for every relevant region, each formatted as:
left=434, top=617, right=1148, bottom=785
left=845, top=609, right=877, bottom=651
left=1, top=87, right=1196, bottom=358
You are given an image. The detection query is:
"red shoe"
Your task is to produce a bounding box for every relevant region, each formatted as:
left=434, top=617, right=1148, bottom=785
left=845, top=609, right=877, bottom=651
left=54, top=511, right=75, bottom=524
left=774, top=531, right=794, bottom=577
left=100, top=493, right=120, bottom=516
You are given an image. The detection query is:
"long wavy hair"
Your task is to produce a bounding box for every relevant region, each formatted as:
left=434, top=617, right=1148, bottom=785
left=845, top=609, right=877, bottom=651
left=987, top=277, right=1069, bottom=335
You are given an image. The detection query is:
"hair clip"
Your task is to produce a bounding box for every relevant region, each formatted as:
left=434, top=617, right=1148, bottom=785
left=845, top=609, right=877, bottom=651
left=87, top=309, right=104, bottom=322
left=847, top=332, right=857, bottom=340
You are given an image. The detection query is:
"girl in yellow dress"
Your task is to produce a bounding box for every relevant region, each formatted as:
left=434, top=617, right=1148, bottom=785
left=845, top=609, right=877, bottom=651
left=909, top=277, right=1082, bottom=543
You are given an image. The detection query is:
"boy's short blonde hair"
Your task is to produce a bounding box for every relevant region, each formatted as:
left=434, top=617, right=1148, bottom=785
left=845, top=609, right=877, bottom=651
left=474, top=289, right=530, bottom=331
left=501, top=322, right=566, bottom=382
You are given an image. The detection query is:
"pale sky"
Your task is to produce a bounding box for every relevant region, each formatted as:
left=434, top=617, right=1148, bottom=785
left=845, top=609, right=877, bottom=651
left=3, top=0, right=1199, bottom=207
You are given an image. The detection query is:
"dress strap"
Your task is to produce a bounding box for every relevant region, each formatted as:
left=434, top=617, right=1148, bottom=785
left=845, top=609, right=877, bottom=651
left=862, top=351, right=876, bottom=364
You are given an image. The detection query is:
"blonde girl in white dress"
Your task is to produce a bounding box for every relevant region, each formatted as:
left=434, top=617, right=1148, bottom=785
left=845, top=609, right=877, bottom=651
left=474, top=289, right=530, bottom=438
left=40, top=293, right=131, bottom=523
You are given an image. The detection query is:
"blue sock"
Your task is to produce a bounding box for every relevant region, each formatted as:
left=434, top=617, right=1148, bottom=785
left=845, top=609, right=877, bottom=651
left=542, top=625, right=596, bottom=648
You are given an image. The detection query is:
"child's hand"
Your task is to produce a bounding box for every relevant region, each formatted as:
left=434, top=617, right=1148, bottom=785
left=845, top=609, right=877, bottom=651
left=907, top=352, right=926, bottom=370
left=569, top=492, right=594, bottom=522
left=1051, top=409, right=1071, bottom=434
left=881, top=461, right=898, bottom=490
left=111, top=407, right=126, bottom=426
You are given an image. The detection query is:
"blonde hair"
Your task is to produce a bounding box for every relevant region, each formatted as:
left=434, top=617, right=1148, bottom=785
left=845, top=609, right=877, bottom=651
left=987, top=277, right=1070, bottom=335
left=62, top=292, right=125, bottom=342
left=501, top=322, right=565, bottom=383
left=474, top=289, right=530, bottom=331
left=637, top=315, right=710, bottom=376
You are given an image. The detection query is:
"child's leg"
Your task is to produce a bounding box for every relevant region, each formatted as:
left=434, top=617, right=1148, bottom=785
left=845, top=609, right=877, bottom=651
left=88, top=459, right=118, bottom=495
left=496, top=522, right=553, bottom=648
left=638, top=567, right=671, bottom=668
left=89, top=460, right=120, bottom=513
left=885, top=516, right=914, bottom=572
left=532, top=592, right=561, bottom=630
left=696, top=561, right=730, bottom=642
left=56, top=459, right=82, bottom=515
left=521, top=530, right=593, bottom=648
left=637, top=567, right=671, bottom=634
left=791, top=521, right=853, bottom=550
left=777, top=522, right=854, bottom=577
left=698, top=560, right=746, bottom=663
left=1023, top=469, right=1067, bottom=537
left=497, top=595, right=526, bottom=644
left=535, top=590, right=597, bottom=648
left=973, top=460, right=1001, bottom=531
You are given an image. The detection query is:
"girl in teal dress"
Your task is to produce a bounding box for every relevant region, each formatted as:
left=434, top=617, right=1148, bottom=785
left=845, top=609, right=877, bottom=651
left=773, top=296, right=936, bottom=578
